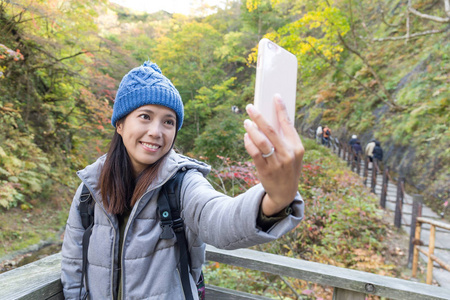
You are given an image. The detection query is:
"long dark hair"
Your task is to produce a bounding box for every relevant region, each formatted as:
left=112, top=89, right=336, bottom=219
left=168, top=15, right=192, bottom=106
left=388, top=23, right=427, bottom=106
left=99, top=119, right=177, bottom=215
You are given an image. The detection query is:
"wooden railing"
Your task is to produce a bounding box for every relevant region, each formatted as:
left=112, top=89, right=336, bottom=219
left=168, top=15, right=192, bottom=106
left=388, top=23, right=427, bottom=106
left=328, top=138, right=450, bottom=286
left=1, top=246, right=449, bottom=300
left=301, top=127, right=449, bottom=286
left=412, top=217, right=450, bottom=285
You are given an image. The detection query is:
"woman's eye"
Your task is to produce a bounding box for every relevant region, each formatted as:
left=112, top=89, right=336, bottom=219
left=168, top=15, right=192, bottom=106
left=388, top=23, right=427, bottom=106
left=139, top=114, right=150, bottom=120
left=165, top=119, right=175, bottom=126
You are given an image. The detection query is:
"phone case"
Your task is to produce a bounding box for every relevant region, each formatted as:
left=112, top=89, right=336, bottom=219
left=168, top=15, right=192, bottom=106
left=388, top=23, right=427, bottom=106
left=254, top=38, right=298, bottom=132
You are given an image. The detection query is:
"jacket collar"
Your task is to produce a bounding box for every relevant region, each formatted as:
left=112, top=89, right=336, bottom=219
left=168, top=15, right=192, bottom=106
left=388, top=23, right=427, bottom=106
left=76, top=150, right=211, bottom=210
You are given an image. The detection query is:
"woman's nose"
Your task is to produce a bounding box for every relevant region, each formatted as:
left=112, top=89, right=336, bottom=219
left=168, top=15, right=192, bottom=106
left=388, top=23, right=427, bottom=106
left=146, top=123, right=162, bottom=138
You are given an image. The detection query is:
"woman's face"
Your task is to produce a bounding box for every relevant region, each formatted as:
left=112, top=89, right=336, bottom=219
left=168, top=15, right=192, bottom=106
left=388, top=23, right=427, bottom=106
left=117, top=104, right=177, bottom=176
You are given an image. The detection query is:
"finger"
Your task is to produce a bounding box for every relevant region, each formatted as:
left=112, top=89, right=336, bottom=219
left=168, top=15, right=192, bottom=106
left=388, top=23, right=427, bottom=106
left=243, top=119, right=275, bottom=160
left=273, top=96, right=305, bottom=159
left=274, top=95, right=301, bottom=141
left=246, top=104, right=284, bottom=151
left=244, top=133, right=268, bottom=167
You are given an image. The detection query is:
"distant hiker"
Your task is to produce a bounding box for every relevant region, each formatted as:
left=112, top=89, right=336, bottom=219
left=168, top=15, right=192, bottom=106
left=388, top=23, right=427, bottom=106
left=231, top=105, right=241, bottom=114
left=373, top=141, right=383, bottom=162
left=365, top=139, right=376, bottom=162
left=61, top=61, right=305, bottom=300
left=349, top=135, right=358, bottom=146
left=352, top=140, right=362, bottom=161
left=322, top=125, right=331, bottom=147
left=316, top=125, right=323, bottom=144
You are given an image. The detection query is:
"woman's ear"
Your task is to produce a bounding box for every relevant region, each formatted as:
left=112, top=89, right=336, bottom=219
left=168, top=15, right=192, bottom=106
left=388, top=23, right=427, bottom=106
left=116, top=123, right=123, bottom=136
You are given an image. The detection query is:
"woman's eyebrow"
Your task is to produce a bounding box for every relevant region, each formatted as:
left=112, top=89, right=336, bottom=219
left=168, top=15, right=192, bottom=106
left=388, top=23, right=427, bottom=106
left=138, top=108, right=154, bottom=114
left=138, top=108, right=176, bottom=119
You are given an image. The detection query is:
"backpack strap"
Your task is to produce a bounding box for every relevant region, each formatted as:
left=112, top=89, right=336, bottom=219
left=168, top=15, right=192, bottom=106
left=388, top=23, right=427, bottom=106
left=157, top=170, right=194, bottom=300
left=79, top=184, right=95, bottom=300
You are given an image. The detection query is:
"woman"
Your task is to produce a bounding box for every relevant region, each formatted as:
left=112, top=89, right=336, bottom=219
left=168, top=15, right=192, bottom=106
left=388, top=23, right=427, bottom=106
left=61, top=61, right=305, bottom=300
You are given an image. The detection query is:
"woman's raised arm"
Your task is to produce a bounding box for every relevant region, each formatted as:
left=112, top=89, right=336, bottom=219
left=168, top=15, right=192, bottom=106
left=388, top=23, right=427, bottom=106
left=243, top=95, right=304, bottom=216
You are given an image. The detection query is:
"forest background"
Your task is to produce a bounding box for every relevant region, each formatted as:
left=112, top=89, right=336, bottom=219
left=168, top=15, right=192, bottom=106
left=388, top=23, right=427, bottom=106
left=0, top=0, right=449, bottom=297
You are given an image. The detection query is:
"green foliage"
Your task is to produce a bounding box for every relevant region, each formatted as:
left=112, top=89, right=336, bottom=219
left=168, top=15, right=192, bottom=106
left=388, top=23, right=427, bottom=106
left=152, top=21, right=225, bottom=94
left=204, top=263, right=267, bottom=294
left=0, top=229, right=40, bottom=256
left=247, top=0, right=350, bottom=81
left=193, top=112, right=247, bottom=165
left=285, top=1, right=449, bottom=207
left=0, top=105, right=51, bottom=208
left=179, top=77, right=240, bottom=152
left=0, top=0, right=117, bottom=209
left=215, top=31, right=248, bottom=65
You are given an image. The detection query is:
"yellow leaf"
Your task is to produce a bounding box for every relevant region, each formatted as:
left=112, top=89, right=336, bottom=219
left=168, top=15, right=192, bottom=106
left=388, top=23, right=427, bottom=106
left=0, top=146, right=6, bottom=157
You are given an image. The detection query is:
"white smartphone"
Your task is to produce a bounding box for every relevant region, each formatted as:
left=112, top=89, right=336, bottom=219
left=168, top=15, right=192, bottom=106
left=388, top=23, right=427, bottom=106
left=254, top=38, right=298, bottom=132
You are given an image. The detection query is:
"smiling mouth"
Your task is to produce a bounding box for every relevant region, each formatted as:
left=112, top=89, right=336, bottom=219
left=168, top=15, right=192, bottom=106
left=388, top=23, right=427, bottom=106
left=141, top=142, right=161, bottom=150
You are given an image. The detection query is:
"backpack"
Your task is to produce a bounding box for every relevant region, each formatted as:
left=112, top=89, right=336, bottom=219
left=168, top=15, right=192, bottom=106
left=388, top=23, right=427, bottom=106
left=78, top=170, right=205, bottom=300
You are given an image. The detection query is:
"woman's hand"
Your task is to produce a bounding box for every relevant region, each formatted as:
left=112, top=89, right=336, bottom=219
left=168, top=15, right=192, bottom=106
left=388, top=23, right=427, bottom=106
left=243, top=95, right=304, bottom=216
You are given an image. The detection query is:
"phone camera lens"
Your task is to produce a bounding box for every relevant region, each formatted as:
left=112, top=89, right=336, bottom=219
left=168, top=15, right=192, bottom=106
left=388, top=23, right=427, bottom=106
left=268, top=42, right=274, bottom=50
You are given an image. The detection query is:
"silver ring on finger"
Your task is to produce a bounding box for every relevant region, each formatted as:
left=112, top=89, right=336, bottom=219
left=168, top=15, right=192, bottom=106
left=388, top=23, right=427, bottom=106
left=261, top=147, right=275, bottom=158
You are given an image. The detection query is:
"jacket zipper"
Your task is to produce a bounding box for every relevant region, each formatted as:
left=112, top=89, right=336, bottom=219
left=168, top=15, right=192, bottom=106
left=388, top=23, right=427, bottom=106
left=120, top=169, right=183, bottom=299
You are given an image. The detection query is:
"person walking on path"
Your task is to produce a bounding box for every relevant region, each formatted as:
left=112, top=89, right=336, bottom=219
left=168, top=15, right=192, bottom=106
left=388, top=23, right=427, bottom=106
left=365, top=139, right=376, bottom=162
left=352, top=140, right=362, bottom=161
left=316, top=125, right=323, bottom=144
left=349, top=135, right=358, bottom=146
left=322, top=125, right=331, bottom=147
left=60, top=61, right=305, bottom=300
left=373, top=141, right=383, bottom=162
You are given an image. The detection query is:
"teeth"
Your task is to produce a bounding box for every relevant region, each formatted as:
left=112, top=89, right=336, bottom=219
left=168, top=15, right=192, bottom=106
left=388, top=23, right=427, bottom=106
left=142, top=142, right=159, bottom=149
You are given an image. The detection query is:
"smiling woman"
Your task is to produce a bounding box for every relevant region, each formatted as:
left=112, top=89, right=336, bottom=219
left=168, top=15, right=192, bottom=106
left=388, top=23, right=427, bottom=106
left=60, top=60, right=305, bottom=300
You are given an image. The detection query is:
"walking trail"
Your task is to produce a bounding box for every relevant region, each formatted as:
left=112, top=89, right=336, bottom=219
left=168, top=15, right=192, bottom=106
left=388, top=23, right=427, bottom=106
left=329, top=139, right=450, bottom=289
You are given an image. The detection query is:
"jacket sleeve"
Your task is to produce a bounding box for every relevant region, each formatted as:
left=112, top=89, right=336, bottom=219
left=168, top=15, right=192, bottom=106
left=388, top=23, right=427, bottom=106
left=60, top=183, right=87, bottom=299
left=180, top=169, right=304, bottom=250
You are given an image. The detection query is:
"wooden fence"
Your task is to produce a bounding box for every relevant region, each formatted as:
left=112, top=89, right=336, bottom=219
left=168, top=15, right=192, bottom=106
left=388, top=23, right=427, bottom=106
left=412, top=217, right=450, bottom=284
left=1, top=246, right=449, bottom=300
left=302, top=127, right=450, bottom=285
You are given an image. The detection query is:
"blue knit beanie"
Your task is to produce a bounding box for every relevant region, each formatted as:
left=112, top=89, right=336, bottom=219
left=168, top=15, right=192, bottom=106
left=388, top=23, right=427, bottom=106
left=111, top=61, right=184, bottom=130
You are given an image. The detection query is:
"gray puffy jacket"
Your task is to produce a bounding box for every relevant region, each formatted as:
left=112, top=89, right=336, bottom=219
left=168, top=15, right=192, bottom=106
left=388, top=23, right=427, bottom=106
left=61, top=150, right=304, bottom=299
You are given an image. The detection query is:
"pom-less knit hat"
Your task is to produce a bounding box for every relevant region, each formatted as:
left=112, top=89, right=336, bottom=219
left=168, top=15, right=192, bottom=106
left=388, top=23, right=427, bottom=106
left=111, top=61, right=184, bottom=130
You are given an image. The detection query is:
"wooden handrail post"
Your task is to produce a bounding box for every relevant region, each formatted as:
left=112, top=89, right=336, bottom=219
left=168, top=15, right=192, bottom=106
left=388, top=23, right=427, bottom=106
left=370, top=159, right=377, bottom=194
left=408, top=195, right=423, bottom=268
left=342, top=144, right=346, bottom=161
left=346, top=144, right=349, bottom=161
left=412, top=219, right=422, bottom=277
left=350, top=147, right=355, bottom=169
left=363, top=157, right=369, bottom=186
left=356, top=153, right=361, bottom=176
left=394, top=177, right=405, bottom=229
left=380, top=167, right=389, bottom=208
left=351, top=149, right=355, bottom=171
left=347, top=145, right=352, bottom=167
left=426, top=225, right=436, bottom=285
left=338, top=141, right=342, bottom=158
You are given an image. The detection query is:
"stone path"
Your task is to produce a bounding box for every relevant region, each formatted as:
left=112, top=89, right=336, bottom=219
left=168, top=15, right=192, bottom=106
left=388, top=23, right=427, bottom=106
left=333, top=145, right=450, bottom=289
